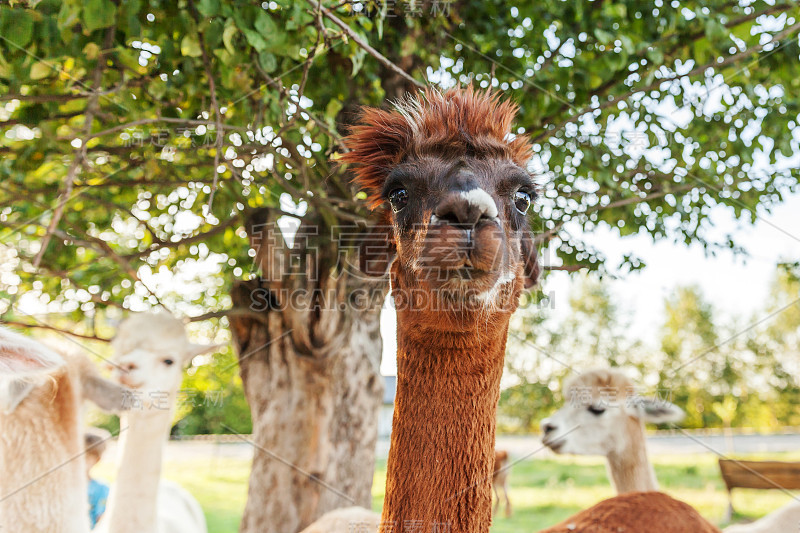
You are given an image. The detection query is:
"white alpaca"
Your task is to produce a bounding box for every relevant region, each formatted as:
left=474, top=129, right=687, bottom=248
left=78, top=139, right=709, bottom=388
left=540, top=368, right=685, bottom=494
left=724, top=500, right=800, bottom=533
left=0, top=326, right=129, bottom=533
left=298, top=506, right=381, bottom=533
left=95, top=313, right=217, bottom=533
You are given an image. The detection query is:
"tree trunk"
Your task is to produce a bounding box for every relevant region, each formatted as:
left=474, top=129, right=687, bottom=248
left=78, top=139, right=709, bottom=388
left=229, top=210, right=386, bottom=533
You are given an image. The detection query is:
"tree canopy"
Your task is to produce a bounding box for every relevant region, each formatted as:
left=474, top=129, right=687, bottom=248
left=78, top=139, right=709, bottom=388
left=1, top=0, right=798, bottom=335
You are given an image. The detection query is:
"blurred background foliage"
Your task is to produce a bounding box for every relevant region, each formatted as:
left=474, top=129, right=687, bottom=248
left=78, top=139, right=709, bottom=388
left=501, top=263, right=800, bottom=433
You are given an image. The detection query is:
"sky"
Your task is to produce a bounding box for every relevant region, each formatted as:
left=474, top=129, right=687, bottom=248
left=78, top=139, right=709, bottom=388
left=379, top=189, right=800, bottom=376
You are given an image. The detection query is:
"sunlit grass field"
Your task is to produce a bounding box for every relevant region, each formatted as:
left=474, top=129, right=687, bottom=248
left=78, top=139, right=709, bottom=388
left=94, top=450, right=799, bottom=532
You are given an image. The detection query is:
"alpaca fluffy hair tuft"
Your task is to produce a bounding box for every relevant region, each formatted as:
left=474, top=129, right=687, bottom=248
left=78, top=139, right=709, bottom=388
left=341, top=86, right=533, bottom=209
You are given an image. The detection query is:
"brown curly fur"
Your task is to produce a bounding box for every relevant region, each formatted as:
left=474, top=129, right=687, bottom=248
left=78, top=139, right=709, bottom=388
left=341, top=86, right=532, bottom=209
left=539, top=492, right=721, bottom=533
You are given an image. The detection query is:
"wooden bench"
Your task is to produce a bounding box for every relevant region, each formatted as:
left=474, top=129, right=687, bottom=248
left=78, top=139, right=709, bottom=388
left=718, top=458, right=800, bottom=520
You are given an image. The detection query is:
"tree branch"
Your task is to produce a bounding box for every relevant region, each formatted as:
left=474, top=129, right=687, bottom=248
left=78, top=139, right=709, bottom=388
left=309, top=0, right=425, bottom=89
left=1, top=320, right=111, bottom=342
left=1, top=110, right=84, bottom=127
left=188, top=307, right=269, bottom=323
left=191, top=1, right=225, bottom=211
left=532, top=17, right=800, bottom=143
left=32, top=26, right=117, bottom=270
left=86, top=117, right=247, bottom=141
left=0, top=93, right=90, bottom=103
left=543, top=264, right=587, bottom=272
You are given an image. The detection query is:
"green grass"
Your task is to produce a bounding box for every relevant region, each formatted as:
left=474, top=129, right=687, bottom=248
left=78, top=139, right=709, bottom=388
left=482, top=452, right=800, bottom=532
left=94, top=451, right=800, bottom=532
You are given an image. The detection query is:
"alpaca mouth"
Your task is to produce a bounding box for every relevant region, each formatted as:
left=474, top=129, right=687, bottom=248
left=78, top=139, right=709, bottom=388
left=433, top=269, right=496, bottom=292
left=118, top=375, right=144, bottom=389
left=542, top=437, right=565, bottom=453
left=432, top=266, right=517, bottom=297
left=451, top=267, right=488, bottom=281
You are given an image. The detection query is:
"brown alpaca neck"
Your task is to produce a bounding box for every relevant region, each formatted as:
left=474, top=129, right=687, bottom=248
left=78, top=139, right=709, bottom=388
left=606, top=418, right=658, bottom=494
left=381, top=312, right=510, bottom=533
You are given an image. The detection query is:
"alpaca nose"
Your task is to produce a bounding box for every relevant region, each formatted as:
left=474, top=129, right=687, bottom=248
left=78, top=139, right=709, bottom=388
left=434, top=189, right=498, bottom=227
left=121, top=362, right=138, bottom=373
left=541, top=420, right=557, bottom=435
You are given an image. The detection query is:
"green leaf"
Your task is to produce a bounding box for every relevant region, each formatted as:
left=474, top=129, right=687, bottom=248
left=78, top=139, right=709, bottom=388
left=213, top=48, right=236, bottom=66
left=181, top=35, right=203, bottom=57
left=325, top=99, right=343, bottom=120
left=619, top=35, right=635, bottom=55
left=254, top=10, right=276, bottom=36
left=120, top=0, right=142, bottom=37
left=2, top=8, right=34, bottom=48
left=30, top=61, right=52, bottom=80
left=242, top=28, right=268, bottom=51
left=205, top=18, right=225, bottom=47
left=222, top=18, right=238, bottom=54
left=646, top=47, right=664, bottom=65
left=350, top=46, right=366, bottom=77
left=197, top=0, right=220, bottom=17
left=705, top=20, right=727, bottom=43
left=594, top=28, right=614, bottom=44
left=82, top=0, right=116, bottom=33
left=694, top=40, right=711, bottom=66
left=57, top=2, right=81, bottom=32
left=83, top=42, right=101, bottom=60
left=258, top=51, right=277, bottom=73
left=149, top=78, right=167, bottom=99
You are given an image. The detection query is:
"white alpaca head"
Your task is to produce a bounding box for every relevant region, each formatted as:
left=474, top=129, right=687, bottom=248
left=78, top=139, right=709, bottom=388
left=540, top=368, right=685, bottom=457
left=0, top=326, right=129, bottom=414
left=110, top=313, right=219, bottom=399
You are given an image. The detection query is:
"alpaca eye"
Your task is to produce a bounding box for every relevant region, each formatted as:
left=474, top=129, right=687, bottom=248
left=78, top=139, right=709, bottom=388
left=513, top=190, right=532, bottom=214
left=588, top=405, right=606, bottom=416
left=163, top=359, right=174, bottom=366
left=388, top=188, right=409, bottom=213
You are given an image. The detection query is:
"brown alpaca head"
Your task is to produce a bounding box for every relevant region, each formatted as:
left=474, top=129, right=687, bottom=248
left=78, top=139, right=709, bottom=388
left=343, top=87, right=540, bottom=325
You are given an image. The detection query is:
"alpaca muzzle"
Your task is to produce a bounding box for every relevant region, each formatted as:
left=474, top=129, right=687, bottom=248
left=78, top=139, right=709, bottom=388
left=420, top=215, right=506, bottom=286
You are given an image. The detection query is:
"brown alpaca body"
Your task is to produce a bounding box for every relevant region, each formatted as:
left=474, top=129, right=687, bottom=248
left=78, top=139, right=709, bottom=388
left=493, top=450, right=512, bottom=517
left=539, top=492, right=721, bottom=533
left=383, top=321, right=510, bottom=531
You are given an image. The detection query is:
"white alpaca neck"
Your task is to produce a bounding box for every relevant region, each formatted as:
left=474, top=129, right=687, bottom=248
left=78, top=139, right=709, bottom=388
left=605, top=418, right=659, bottom=494
left=104, top=403, right=174, bottom=533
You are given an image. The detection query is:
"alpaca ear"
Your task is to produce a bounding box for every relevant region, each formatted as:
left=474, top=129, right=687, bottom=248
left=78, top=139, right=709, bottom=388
left=82, top=374, right=133, bottom=413
left=358, top=223, right=396, bottom=277
left=520, top=229, right=541, bottom=289
left=0, top=328, right=65, bottom=377
left=0, top=328, right=66, bottom=413
left=184, top=342, right=224, bottom=362
left=634, top=398, right=685, bottom=424
left=0, top=380, right=36, bottom=414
